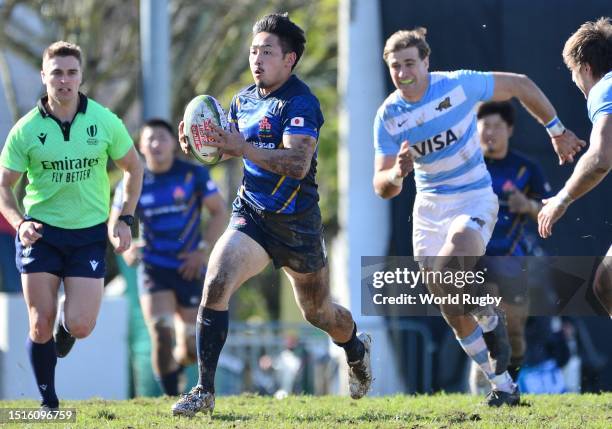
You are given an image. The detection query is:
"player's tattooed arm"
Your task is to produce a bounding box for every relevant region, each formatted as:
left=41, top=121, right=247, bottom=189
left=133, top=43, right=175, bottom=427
left=203, top=122, right=315, bottom=179
left=244, top=133, right=316, bottom=179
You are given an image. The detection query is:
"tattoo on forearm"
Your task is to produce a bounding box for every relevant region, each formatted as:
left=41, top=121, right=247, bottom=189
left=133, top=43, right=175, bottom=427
left=249, top=140, right=312, bottom=178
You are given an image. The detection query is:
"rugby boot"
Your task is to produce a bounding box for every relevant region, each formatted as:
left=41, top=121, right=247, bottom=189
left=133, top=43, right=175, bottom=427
left=172, top=385, right=215, bottom=417
left=348, top=332, right=373, bottom=399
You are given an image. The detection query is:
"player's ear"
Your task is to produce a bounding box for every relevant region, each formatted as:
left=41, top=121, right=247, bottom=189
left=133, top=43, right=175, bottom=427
left=508, top=125, right=514, bottom=138
left=285, top=51, right=297, bottom=68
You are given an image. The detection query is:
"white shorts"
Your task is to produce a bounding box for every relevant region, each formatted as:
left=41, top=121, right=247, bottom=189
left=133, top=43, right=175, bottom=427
left=412, top=188, right=499, bottom=259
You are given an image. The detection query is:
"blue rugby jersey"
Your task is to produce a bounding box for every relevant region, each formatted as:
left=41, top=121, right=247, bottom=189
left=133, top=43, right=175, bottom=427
left=588, top=71, right=612, bottom=124
left=374, top=70, right=495, bottom=194
left=486, top=151, right=551, bottom=256
left=113, top=159, right=218, bottom=269
left=229, top=74, right=324, bottom=214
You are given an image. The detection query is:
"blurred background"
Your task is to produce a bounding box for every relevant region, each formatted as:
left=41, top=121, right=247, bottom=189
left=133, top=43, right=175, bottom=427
left=0, top=0, right=610, bottom=400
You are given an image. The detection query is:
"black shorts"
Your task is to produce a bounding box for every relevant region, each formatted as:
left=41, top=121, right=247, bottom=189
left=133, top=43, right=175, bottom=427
left=229, top=197, right=327, bottom=273
left=138, top=263, right=204, bottom=308
left=15, top=220, right=107, bottom=279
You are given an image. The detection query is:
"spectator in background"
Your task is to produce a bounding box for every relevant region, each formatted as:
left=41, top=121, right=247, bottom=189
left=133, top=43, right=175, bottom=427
left=0, top=213, right=20, bottom=292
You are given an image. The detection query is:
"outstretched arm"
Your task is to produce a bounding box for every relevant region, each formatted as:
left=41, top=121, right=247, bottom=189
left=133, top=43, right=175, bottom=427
left=538, top=114, right=612, bottom=238
left=492, top=72, right=586, bottom=164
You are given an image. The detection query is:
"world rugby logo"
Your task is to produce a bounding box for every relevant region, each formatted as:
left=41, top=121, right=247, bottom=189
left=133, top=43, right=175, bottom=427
left=87, top=124, right=98, bottom=145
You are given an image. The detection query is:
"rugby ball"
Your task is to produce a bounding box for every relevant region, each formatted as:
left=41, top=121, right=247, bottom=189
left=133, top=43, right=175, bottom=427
left=183, top=95, right=228, bottom=164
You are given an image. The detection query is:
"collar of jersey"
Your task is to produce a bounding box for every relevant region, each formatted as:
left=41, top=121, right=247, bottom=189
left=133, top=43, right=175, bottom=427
left=37, top=92, right=88, bottom=118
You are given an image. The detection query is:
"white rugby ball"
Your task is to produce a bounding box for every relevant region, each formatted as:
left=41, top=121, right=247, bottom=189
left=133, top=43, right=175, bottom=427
left=183, top=94, right=228, bottom=165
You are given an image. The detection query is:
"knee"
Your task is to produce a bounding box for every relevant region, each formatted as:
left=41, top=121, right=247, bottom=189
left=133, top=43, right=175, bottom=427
left=202, top=272, right=232, bottom=307
left=150, top=315, right=174, bottom=345
left=66, top=318, right=96, bottom=339
left=30, top=313, right=55, bottom=342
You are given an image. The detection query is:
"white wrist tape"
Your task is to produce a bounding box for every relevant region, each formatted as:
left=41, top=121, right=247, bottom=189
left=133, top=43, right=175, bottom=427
left=545, top=116, right=566, bottom=138
left=387, top=170, right=404, bottom=187
left=556, top=188, right=574, bottom=207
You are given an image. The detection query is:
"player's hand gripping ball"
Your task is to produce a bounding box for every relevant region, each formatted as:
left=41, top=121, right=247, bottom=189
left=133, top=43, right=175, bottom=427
left=182, top=95, right=228, bottom=164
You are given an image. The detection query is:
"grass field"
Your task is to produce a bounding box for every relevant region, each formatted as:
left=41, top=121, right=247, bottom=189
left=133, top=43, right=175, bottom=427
left=2, top=393, right=611, bottom=428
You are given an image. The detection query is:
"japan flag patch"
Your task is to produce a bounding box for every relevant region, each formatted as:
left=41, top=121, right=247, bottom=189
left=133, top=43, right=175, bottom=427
left=290, top=117, right=304, bottom=127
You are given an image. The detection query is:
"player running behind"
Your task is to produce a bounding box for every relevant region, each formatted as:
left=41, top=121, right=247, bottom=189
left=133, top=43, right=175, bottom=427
left=109, top=119, right=227, bottom=395
left=373, top=28, right=584, bottom=406
left=539, top=17, right=612, bottom=316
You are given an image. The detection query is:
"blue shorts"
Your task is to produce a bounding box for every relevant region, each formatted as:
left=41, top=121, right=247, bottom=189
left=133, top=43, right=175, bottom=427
left=229, top=197, right=327, bottom=273
left=138, top=263, right=204, bottom=308
left=15, top=220, right=107, bottom=279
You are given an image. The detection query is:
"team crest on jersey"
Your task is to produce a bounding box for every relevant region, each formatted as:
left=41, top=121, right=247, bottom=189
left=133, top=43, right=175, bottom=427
left=258, top=116, right=273, bottom=138
left=173, top=186, right=186, bottom=203
left=435, top=97, right=452, bottom=111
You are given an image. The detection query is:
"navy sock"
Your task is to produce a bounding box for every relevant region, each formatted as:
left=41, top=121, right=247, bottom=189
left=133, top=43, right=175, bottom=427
left=26, top=337, right=59, bottom=408
left=334, top=323, right=365, bottom=363
left=196, top=307, right=229, bottom=393
left=158, top=366, right=183, bottom=396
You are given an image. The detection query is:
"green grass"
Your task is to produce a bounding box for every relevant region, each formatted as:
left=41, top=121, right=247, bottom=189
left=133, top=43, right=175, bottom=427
left=1, top=393, right=611, bottom=428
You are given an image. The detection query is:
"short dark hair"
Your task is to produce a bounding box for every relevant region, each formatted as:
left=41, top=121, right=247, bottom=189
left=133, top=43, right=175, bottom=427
left=563, top=17, right=612, bottom=79
left=43, top=41, right=82, bottom=65
left=477, top=101, right=515, bottom=127
left=140, top=118, right=175, bottom=138
left=253, top=12, right=306, bottom=70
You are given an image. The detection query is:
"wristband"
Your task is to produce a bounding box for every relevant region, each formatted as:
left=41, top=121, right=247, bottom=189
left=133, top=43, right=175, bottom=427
left=197, top=240, right=210, bottom=251
left=545, top=116, right=566, bottom=138
left=556, top=188, right=574, bottom=208
left=387, top=170, right=404, bottom=187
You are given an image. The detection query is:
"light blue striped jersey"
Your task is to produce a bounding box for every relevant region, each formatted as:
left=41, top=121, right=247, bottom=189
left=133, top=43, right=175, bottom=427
left=374, top=70, right=495, bottom=195
left=587, top=71, right=612, bottom=124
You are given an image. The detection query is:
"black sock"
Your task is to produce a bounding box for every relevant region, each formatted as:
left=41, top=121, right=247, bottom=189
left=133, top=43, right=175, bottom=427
left=507, top=364, right=521, bottom=382
left=158, top=366, right=183, bottom=396
left=26, top=337, right=59, bottom=408
left=334, top=323, right=365, bottom=363
left=196, top=307, right=229, bottom=393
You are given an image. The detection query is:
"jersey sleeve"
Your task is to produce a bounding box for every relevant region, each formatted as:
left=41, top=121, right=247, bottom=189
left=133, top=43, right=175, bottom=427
left=527, top=162, right=553, bottom=199
left=0, top=124, right=28, bottom=173
left=373, top=107, right=399, bottom=156
left=194, top=165, right=219, bottom=198
left=588, top=82, right=612, bottom=124
left=228, top=95, right=239, bottom=130
left=282, top=95, right=324, bottom=139
left=456, top=70, right=495, bottom=103
left=107, top=112, right=134, bottom=160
